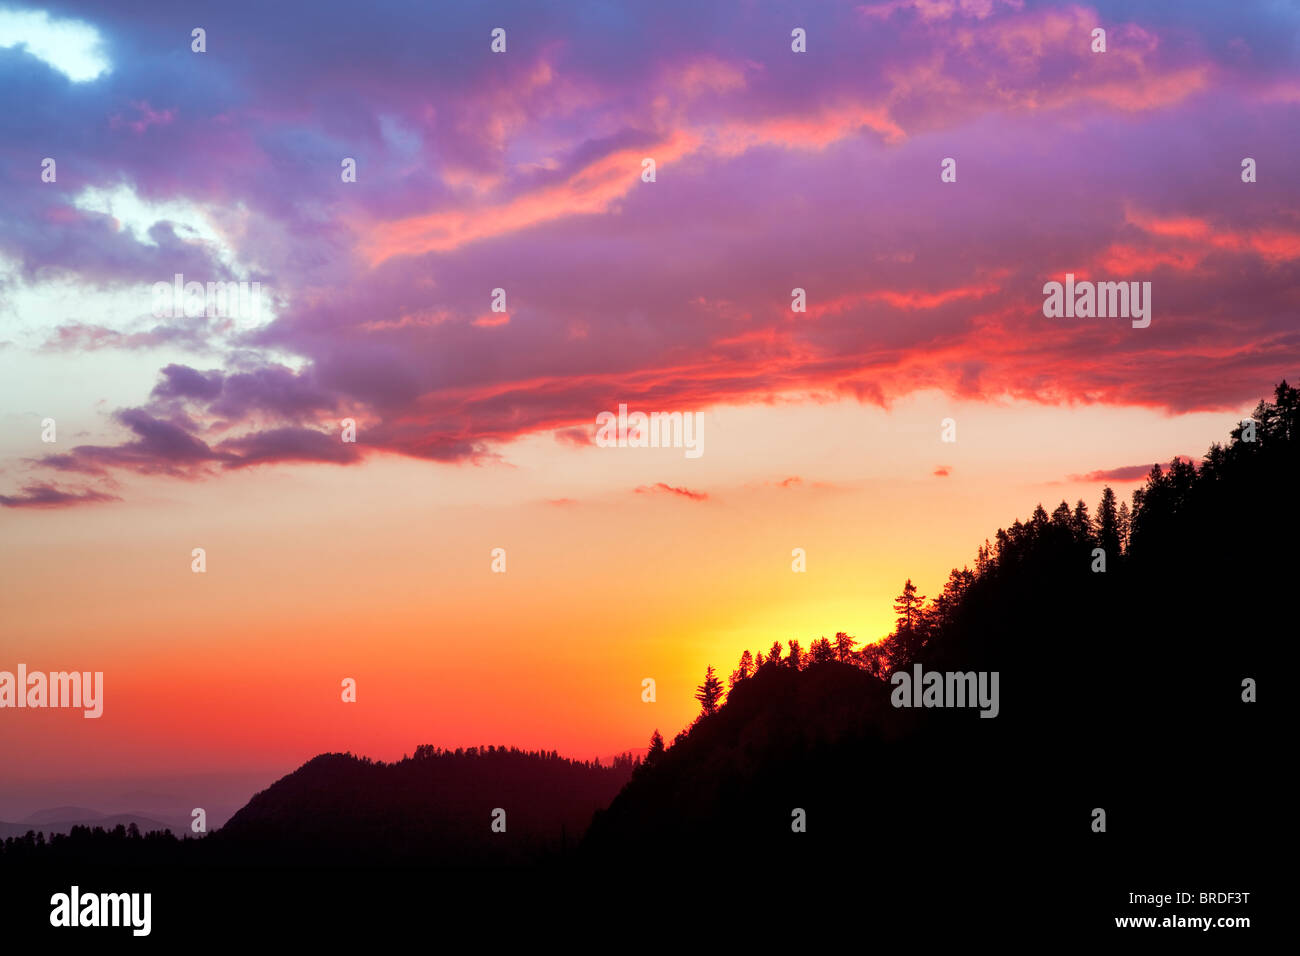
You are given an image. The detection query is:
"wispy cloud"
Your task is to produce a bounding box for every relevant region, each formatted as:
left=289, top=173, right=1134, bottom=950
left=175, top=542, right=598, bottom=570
left=635, top=483, right=709, bottom=502
left=1069, top=456, right=1196, bottom=483
left=0, top=482, right=120, bottom=509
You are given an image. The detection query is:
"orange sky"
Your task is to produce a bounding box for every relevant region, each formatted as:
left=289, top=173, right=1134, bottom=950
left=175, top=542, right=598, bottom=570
left=0, top=386, right=1248, bottom=784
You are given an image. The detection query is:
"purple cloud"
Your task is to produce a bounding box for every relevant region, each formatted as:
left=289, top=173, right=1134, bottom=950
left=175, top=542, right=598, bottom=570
left=0, top=483, right=121, bottom=509
left=4, top=0, right=1300, bottom=505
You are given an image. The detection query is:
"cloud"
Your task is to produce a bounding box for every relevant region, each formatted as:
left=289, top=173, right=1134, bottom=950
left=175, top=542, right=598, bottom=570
left=41, top=320, right=216, bottom=353
left=5, top=0, right=1300, bottom=503
left=151, top=364, right=224, bottom=401
left=0, top=8, right=110, bottom=82
left=553, top=427, right=592, bottom=448
left=1069, top=456, right=1196, bottom=482
left=858, top=0, right=1022, bottom=23
left=109, top=100, right=174, bottom=134
left=39, top=408, right=230, bottom=478
left=0, top=482, right=120, bottom=509
left=634, top=483, right=708, bottom=501
left=216, top=427, right=364, bottom=468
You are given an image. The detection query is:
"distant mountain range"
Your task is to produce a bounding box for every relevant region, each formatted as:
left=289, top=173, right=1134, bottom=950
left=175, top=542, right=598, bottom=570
left=0, top=810, right=181, bottom=840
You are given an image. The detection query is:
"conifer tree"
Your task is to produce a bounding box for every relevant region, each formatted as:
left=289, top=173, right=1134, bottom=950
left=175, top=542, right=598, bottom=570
left=694, top=666, right=724, bottom=717
left=646, top=729, right=665, bottom=765
left=1095, top=486, right=1121, bottom=557
left=893, top=578, right=926, bottom=632
left=787, top=640, right=803, bottom=669
left=729, top=649, right=754, bottom=688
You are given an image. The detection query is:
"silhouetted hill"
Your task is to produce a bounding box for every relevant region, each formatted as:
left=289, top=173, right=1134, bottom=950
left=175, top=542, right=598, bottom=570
left=584, top=382, right=1291, bottom=909
left=208, top=746, right=634, bottom=866
left=583, top=659, right=1013, bottom=869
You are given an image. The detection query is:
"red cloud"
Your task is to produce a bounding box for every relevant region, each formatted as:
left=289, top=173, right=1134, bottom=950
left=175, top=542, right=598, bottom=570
left=553, top=427, right=592, bottom=448
left=634, top=483, right=708, bottom=502
left=1069, top=456, right=1196, bottom=482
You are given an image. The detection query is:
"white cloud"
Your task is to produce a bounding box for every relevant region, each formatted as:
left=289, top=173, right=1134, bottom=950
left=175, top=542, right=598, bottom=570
left=0, top=7, right=110, bottom=82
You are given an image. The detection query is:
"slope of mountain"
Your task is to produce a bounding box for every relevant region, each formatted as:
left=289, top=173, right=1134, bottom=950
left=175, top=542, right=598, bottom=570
left=583, top=383, right=1291, bottom=903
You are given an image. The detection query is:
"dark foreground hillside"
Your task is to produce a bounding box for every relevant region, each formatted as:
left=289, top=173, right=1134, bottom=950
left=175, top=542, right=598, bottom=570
left=582, top=382, right=1291, bottom=917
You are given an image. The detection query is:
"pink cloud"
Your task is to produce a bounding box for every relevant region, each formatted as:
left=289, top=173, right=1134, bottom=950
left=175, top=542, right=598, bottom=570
left=1069, top=456, right=1196, bottom=482
left=110, top=101, right=177, bottom=134
left=634, top=483, right=709, bottom=502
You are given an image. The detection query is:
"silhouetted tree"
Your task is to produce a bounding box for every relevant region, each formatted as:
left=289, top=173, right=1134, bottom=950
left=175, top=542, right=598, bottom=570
left=1029, top=504, right=1050, bottom=538
left=892, top=578, right=925, bottom=632
left=810, top=637, right=835, bottom=664
left=695, top=666, right=724, bottom=717
left=1071, top=499, right=1092, bottom=543
left=834, top=632, right=856, bottom=662
left=730, top=649, right=753, bottom=689
left=893, top=577, right=934, bottom=666
left=859, top=641, right=888, bottom=676
left=1094, top=486, right=1121, bottom=558
left=647, top=729, right=665, bottom=765
left=929, top=567, right=973, bottom=632
left=787, top=640, right=803, bottom=669
left=1129, top=464, right=1166, bottom=550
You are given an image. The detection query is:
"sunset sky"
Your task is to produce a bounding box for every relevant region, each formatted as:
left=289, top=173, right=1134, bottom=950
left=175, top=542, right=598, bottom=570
left=1, top=0, right=1297, bottom=815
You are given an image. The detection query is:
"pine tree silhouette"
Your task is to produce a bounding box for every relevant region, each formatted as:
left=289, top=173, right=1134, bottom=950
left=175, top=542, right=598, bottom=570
left=694, top=666, right=724, bottom=716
